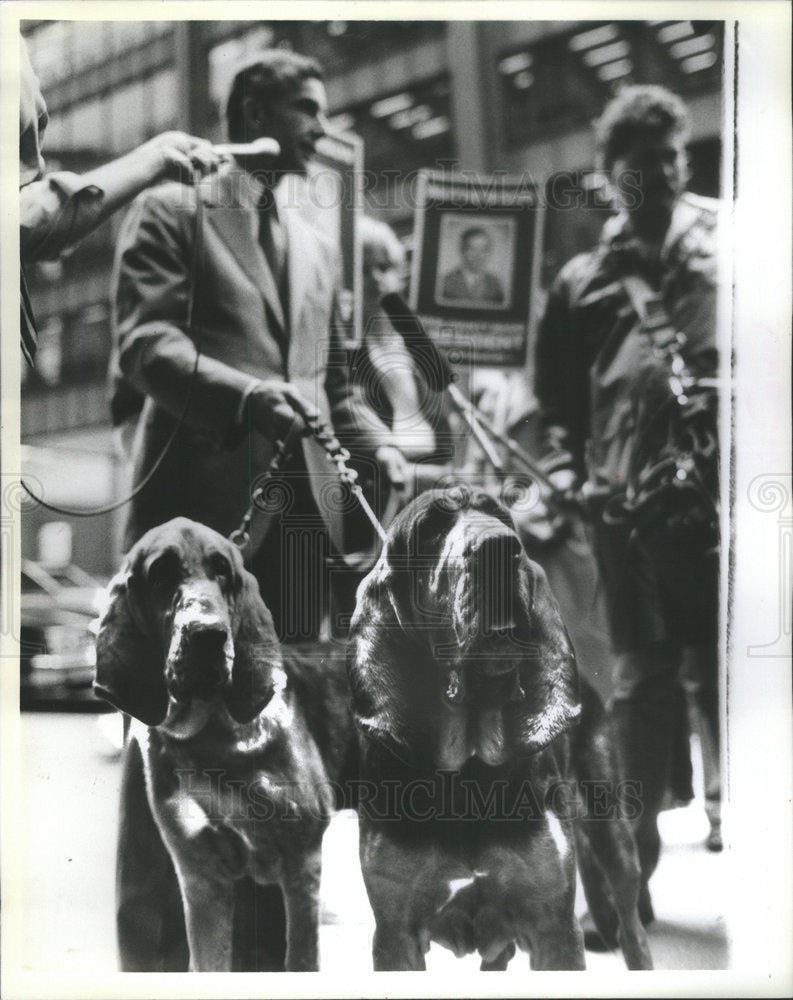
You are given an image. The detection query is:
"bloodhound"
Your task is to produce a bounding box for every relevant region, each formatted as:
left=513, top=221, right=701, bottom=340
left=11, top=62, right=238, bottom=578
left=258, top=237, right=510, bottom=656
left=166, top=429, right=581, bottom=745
left=347, top=487, right=653, bottom=971
left=94, top=518, right=355, bottom=972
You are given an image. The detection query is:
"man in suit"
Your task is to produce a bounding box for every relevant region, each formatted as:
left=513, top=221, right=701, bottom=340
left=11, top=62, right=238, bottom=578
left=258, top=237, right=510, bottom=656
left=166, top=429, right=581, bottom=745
left=113, top=50, right=405, bottom=639
left=441, top=226, right=505, bottom=306
left=111, top=50, right=405, bottom=970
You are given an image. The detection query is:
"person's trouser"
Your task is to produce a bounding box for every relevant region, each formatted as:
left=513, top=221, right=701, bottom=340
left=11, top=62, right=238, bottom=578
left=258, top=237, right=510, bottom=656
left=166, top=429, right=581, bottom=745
left=681, top=642, right=722, bottom=845
left=608, top=637, right=721, bottom=921
left=609, top=646, right=691, bottom=906
left=592, top=513, right=721, bottom=846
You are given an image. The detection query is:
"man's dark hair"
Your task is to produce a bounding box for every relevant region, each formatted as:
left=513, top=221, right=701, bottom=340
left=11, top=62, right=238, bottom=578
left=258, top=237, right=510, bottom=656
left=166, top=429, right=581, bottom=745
left=226, top=50, right=323, bottom=142
left=595, top=84, right=690, bottom=171
left=460, top=226, right=491, bottom=250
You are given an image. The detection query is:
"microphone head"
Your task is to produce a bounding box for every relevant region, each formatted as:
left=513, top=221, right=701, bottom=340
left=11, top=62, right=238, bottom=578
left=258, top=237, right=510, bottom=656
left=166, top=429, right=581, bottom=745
left=214, top=137, right=281, bottom=159
left=244, top=137, right=281, bottom=159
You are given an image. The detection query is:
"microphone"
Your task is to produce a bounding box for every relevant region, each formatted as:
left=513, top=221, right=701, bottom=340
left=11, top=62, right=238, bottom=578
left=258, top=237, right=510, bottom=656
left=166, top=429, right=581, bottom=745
left=213, top=138, right=281, bottom=158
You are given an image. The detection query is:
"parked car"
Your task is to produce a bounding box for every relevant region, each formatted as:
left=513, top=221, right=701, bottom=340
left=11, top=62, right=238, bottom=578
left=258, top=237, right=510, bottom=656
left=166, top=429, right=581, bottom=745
left=20, top=559, right=109, bottom=711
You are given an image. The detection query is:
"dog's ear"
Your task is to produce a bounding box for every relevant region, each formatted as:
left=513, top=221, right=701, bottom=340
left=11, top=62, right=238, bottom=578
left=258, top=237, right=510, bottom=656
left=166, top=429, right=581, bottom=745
left=224, top=564, right=281, bottom=724
left=512, top=559, right=581, bottom=753
left=347, top=566, right=436, bottom=766
left=94, top=567, right=169, bottom=726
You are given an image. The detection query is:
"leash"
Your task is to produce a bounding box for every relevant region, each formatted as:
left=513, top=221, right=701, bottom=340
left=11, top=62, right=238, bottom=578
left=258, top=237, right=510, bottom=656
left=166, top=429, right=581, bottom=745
left=20, top=179, right=207, bottom=518
left=378, top=293, right=560, bottom=496
left=305, top=413, right=389, bottom=545
left=229, top=411, right=389, bottom=552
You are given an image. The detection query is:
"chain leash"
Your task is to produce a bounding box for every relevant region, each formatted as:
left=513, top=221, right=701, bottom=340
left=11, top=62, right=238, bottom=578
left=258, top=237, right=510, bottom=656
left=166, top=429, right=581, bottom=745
left=229, top=411, right=388, bottom=550
left=304, top=412, right=389, bottom=545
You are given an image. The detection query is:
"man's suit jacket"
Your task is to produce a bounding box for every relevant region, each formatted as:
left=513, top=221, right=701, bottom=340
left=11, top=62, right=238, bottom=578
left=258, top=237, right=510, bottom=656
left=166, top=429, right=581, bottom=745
left=113, top=166, right=391, bottom=551
left=441, top=267, right=504, bottom=305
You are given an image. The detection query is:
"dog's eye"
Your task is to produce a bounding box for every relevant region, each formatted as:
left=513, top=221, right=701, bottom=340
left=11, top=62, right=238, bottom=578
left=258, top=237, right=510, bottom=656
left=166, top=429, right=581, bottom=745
left=207, top=553, right=233, bottom=587
left=147, top=551, right=182, bottom=591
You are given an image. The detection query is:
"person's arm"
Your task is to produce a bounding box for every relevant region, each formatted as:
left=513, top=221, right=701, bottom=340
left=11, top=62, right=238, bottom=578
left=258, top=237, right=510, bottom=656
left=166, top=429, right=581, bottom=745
left=533, top=266, right=588, bottom=486
left=19, top=34, right=48, bottom=188
left=114, top=184, right=319, bottom=449
left=77, top=132, right=221, bottom=229
left=113, top=185, right=264, bottom=445
left=21, top=132, right=222, bottom=263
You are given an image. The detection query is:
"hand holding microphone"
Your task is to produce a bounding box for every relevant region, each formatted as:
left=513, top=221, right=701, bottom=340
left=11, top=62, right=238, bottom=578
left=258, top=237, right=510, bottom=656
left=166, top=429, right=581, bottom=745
left=141, top=133, right=282, bottom=183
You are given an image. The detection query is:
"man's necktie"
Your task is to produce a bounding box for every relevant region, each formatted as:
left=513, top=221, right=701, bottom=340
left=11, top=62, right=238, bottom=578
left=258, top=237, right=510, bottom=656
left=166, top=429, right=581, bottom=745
left=258, top=194, right=289, bottom=323
left=20, top=264, right=38, bottom=367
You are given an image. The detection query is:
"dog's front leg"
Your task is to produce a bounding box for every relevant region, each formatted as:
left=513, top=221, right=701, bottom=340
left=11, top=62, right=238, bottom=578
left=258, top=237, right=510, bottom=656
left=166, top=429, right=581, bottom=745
left=360, top=829, right=430, bottom=971
left=524, top=897, right=585, bottom=971
left=175, top=868, right=235, bottom=972
left=279, top=847, right=323, bottom=971
left=494, top=821, right=586, bottom=971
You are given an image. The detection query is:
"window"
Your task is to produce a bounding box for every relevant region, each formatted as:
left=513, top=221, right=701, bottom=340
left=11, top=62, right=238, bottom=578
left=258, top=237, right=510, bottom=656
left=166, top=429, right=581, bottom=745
left=69, top=97, right=106, bottom=152
left=499, top=21, right=725, bottom=146
left=25, top=21, right=72, bottom=89
left=71, top=21, right=110, bottom=72
left=333, top=77, right=456, bottom=175
left=109, top=80, right=148, bottom=153
left=150, top=69, right=178, bottom=131
left=303, top=21, right=446, bottom=71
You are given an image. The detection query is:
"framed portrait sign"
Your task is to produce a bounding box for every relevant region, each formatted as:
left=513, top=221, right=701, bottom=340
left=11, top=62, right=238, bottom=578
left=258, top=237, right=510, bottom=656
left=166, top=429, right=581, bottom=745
left=409, top=170, right=541, bottom=367
left=304, top=129, right=364, bottom=346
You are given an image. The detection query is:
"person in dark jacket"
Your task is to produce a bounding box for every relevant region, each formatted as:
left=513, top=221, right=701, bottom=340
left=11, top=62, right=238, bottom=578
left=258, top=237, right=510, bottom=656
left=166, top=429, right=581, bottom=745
left=534, top=85, right=723, bottom=921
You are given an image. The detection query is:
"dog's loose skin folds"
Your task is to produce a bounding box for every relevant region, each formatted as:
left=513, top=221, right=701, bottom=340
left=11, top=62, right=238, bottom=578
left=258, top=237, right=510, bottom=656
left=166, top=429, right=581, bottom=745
left=347, top=488, right=653, bottom=971
left=94, top=518, right=354, bottom=972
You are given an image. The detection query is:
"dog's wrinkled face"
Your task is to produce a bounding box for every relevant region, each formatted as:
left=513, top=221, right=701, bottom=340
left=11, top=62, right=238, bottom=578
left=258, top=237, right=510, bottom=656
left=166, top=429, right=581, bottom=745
left=139, top=535, right=236, bottom=703
left=385, top=489, right=534, bottom=700
left=94, top=518, right=282, bottom=732
left=349, top=488, right=581, bottom=768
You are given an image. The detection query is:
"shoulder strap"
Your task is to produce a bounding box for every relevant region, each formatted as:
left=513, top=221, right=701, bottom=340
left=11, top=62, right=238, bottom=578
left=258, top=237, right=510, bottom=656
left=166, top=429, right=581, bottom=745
left=620, top=274, right=678, bottom=351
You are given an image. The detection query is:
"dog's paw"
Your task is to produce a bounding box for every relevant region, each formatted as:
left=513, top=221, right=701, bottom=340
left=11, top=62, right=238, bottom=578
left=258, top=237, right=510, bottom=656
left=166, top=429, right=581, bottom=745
left=480, top=941, right=516, bottom=971
left=474, top=904, right=514, bottom=963
left=429, top=905, right=476, bottom=959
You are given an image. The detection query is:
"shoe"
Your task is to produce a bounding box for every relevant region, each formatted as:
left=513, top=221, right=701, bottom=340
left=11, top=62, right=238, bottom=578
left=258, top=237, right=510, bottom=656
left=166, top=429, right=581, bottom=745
left=706, top=822, right=723, bottom=852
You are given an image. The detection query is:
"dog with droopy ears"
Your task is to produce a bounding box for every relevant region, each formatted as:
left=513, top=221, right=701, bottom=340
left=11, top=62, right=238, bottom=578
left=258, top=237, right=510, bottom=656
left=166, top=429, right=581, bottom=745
left=94, top=517, right=355, bottom=971
left=347, top=487, right=653, bottom=971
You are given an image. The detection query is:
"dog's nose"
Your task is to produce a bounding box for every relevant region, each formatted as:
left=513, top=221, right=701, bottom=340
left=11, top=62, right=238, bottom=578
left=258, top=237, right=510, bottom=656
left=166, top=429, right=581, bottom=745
left=183, top=622, right=228, bottom=656
left=472, top=527, right=521, bottom=566
left=169, top=622, right=231, bottom=698
left=472, top=531, right=521, bottom=633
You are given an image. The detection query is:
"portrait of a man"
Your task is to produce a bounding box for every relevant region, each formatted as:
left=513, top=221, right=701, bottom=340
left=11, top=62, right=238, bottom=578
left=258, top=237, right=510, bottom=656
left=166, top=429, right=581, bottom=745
left=434, top=216, right=514, bottom=310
